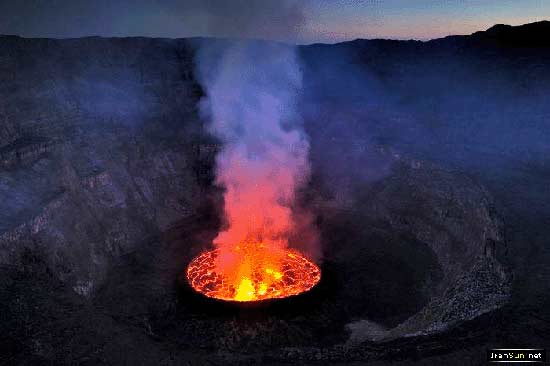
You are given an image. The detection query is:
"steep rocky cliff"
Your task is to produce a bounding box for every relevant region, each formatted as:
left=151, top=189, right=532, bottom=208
left=2, top=27, right=546, bottom=364
left=0, top=36, right=213, bottom=295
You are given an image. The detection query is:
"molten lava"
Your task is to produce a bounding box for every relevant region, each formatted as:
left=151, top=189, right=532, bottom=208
left=188, top=43, right=320, bottom=303
left=186, top=245, right=321, bottom=302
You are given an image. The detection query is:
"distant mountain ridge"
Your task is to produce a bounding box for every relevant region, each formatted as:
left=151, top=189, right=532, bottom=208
left=1, top=20, right=549, bottom=46
left=468, top=20, right=550, bottom=46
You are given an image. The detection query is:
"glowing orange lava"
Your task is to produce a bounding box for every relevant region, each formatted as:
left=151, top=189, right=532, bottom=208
left=186, top=246, right=321, bottom=302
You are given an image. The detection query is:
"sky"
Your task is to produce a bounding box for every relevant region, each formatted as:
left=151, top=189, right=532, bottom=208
left=0, top=0, right=549, bottom=44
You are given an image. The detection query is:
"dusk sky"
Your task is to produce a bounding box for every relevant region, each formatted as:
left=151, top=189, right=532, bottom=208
left=0, top=0, right=549, bottom=44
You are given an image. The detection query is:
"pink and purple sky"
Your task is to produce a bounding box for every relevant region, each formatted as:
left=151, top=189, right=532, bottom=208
left=0, top=0, right=548, bottom=43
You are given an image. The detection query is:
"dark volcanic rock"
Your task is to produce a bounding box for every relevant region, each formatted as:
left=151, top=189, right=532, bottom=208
left=2, top=22, right=549, bottom=364
left=0, top=36, right=211, bottom=296
left=313, top=157, right=510, bottom=343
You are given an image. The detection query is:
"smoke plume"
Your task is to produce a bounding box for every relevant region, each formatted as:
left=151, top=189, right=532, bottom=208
left=196, top=40, right=317, bottom=281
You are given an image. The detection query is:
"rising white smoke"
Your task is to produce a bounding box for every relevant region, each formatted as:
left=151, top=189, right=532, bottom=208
left=196, top=40, right=317, bottom=279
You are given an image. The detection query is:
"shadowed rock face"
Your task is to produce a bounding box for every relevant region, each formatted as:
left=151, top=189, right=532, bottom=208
left=338, top=159, right=510, bottom=342
left=0, top=36, right=213, bottom=295
left=2, top=23, right=549, bottom=364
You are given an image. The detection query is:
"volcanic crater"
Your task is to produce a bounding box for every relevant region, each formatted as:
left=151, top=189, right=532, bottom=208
left=154, top=155, right=510, bottom=354
left=3, top=31, right=542, bottom=365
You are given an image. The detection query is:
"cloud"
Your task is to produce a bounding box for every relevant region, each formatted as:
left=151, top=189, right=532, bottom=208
left=0, top=0, right=307, bottom=42
left=166, top=0, right=306, bottom=41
